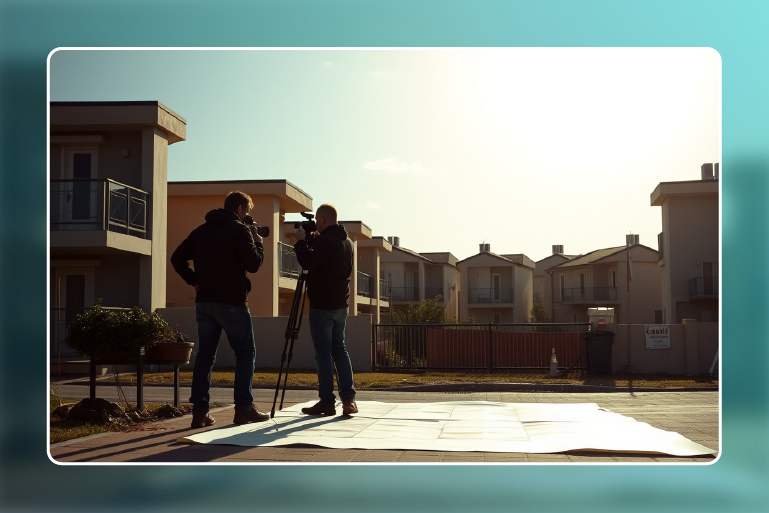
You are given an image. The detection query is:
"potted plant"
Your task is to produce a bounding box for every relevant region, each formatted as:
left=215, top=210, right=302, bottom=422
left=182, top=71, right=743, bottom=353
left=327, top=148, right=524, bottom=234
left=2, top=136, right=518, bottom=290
left=145, top=325, right=195, bottom=363
left=65, top=299, right=173, bottom=362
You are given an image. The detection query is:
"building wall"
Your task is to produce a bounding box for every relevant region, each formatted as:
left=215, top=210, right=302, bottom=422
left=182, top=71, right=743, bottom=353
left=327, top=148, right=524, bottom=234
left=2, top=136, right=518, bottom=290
left=514, top=264, right=533, bottom=323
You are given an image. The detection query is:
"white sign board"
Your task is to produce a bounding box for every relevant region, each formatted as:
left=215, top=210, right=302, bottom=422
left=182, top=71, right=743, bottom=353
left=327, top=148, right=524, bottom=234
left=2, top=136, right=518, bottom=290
left=645, top=325, right=671, bottom=349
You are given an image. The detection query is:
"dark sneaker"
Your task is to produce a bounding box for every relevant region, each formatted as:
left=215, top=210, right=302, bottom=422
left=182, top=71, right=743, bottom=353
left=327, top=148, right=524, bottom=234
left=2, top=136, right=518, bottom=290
left=342, top=397, right=358, bottom=415
left=190, top=413, right=215, bottom=429
left=233, top=405, right=270, bottom=425
left=301, top=401, right=336, bottom=416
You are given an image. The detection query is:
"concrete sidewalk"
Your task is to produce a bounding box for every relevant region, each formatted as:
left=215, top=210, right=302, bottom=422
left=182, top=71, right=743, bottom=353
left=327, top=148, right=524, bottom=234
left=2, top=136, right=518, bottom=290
left=50, top=387, right=719, bottom=463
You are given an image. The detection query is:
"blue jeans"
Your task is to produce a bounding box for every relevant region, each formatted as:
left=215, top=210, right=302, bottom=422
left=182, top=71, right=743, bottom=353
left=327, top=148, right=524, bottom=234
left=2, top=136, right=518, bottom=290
left=308, top=307, right=356, bottom=407
left=191, top=302, right=255, bottom=414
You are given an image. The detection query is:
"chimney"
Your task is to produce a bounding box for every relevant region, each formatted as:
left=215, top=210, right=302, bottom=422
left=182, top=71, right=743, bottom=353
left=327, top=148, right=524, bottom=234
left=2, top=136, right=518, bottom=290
left=701, top=163, right=714, bottom=180
left=393, top=236, right=400, bottom=247
left=479, top=243, right=490, bottom=253
left=552, top=245, right=564, bottom=255
left=626, top=234, right=639, bottom=246
left=387, top=236, right=393, bottom=245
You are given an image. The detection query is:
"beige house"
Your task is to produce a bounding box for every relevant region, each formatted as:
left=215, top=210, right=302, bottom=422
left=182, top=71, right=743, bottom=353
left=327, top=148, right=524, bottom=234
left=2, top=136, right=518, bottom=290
left=456, top=245, right=534, bottom=323
left=282, top=220, right=392, bottom=323
left=651, top=164, right=719, bottom=323
left=50, top=101, right=186, bottom=357
left=378, top=240, right=461, bottom=320
left=533, top=245, right=574, bottom=307
left=165, top=180, right=313, bottom=317
left=547, top=238, right=662, bottom=324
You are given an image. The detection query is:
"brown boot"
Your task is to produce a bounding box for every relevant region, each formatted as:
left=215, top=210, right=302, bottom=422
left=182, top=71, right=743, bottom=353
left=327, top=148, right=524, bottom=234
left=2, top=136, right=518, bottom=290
left=190, top=413, right=215, bottom=429
left=233, top=404, right=270, bottom=425
left=342, top=397, right=358, bottom=415
left=301, top=401, right=336, bottom=416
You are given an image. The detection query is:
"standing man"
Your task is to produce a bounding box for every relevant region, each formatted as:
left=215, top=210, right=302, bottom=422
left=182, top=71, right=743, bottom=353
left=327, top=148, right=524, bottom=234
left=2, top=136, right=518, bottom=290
left=171, top=191, right=271, bottom=428
left=294, top=204, right=358, bottom=416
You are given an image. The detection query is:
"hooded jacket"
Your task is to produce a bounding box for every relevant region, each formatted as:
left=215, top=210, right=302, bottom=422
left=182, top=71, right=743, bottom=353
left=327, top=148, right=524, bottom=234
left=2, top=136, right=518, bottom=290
left=294, top=224, right=353, bottom=310
left=171, top=208, right=264, bottom=306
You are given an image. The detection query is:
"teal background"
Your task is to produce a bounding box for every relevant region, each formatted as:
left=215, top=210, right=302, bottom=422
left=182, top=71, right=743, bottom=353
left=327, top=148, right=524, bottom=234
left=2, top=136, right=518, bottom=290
left=1, top=0, right=765, bottom=511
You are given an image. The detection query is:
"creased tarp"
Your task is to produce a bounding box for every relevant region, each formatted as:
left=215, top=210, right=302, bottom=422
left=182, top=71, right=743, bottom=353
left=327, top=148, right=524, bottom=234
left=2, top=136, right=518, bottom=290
left=178, top=401, right=715, bottom=456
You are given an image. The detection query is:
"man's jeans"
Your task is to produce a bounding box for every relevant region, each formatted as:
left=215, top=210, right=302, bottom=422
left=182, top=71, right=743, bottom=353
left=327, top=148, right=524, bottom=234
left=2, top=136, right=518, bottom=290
left=190, top=302, right=255, bottom=415
left=308, top=307, right=356, bottom=407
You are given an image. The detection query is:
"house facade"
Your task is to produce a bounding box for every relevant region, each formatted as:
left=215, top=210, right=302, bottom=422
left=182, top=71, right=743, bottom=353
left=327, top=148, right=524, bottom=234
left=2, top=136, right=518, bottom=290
left=547, top=239, right=662, bottom=324
left=457, top=246, right=534, bottom=323
left=378, top=242, right=461, bottom=320
left=50, top=101, right=186, bottom=357
left=533, top=245, right=574, bottom=308
left=651, top=164, right=719, bottom=323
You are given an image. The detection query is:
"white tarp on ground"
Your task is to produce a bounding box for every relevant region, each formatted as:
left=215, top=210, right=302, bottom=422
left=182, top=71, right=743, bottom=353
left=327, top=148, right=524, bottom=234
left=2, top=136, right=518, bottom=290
left=178, top=400, right=715, bottom=456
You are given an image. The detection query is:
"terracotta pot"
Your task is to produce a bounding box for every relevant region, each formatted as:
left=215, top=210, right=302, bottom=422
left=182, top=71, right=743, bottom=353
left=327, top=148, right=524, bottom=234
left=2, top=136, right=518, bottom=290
left=144, top=341, right=194, bottom=363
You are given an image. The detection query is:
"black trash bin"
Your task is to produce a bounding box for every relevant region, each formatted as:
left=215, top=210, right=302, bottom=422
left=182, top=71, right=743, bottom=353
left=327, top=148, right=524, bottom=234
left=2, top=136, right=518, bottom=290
left=586, top=331, right=615, bottom=374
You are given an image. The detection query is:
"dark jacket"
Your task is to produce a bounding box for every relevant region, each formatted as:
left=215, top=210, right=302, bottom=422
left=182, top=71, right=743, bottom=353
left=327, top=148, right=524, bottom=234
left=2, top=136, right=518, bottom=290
left=171, top=208, right=264, bottom=306
left=294, top=224, right=353, bottom=310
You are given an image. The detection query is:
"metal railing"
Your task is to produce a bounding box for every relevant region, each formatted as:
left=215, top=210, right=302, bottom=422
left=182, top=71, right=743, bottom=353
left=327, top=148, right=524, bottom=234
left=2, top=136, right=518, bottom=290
left=556, top=286, right=617, bottom=302
left=379, top=279, right=389, bottom=301
left=424, top=287, right=444, bottom=300
left=357, top=271, right=373, bottom=298
left=278, top=242, right=300, bottom=278
left=50, top=179, right=149, bottom=238
left=689, top=277, right=718, bottom=300
left=467, top=288, right=513, bottom=303
left=389, top=286, right=420, bottom=301
left=373, top=323, right=590, bottom=371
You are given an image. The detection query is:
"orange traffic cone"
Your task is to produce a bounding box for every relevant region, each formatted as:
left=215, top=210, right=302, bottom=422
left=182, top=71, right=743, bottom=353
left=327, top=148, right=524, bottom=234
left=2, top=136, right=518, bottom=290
left=549, top=348, right=559, bottom=377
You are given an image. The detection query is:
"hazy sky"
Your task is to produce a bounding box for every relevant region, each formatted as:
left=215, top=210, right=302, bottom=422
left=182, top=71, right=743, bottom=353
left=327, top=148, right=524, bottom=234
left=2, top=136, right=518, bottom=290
left=49, top=48, right=720, bottom=262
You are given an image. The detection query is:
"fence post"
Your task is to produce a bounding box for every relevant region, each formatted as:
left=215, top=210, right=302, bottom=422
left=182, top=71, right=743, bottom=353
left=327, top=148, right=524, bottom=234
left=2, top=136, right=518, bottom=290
left=371, top=323, right=376, bottom=371
left=488, top=323, right=493, bottom=372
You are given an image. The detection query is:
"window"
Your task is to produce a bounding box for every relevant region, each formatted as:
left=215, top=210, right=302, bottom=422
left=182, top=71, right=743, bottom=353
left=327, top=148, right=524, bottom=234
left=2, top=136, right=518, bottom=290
left=579, top=272, right=586, bottom=298
left=559, top=275, right=566, bottom=301
left=610, top=269, right=617, bottom=288
left=493, top=313, right=501, bottom=324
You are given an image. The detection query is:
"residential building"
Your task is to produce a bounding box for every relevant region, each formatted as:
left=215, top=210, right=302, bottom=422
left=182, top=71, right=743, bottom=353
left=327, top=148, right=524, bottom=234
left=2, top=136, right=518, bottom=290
left=165, top=180, right=313, bottom=317
left=379, top=239, right=461, bottom=320
left=651, top=164, right=719, bottom=323
left=533, top=245, right=574, bottom=308
left=50, top=101, right=186, bottom=357
left=456, top=244, right=534, bottom=323
left=547, top=237, right=662, bottom=324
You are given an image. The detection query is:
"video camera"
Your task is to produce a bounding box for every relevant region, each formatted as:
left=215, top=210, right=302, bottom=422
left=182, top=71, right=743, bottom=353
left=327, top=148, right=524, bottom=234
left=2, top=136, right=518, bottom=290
left=294, top=211, right=317, bottom=244
left=243, top=215, right=270, bottom=237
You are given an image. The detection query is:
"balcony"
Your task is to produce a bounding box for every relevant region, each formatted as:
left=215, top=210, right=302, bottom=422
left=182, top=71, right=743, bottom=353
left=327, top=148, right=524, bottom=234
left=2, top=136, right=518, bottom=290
left=556, top=287, right=617, bottom=303
left=468, top=288, right=513, bottom=304
left=689, top=277, right=718, bottom=300
left=357, top=272, right=373, bottom=298
left=424, top=287, right=444, bottom=301
left=389, top=287, right=420, bottom=301
left=50, top=179, right=148, bottom=238
left=278, top=242, right=300, bottom=279
left=379, top=279, right=389, bottom=301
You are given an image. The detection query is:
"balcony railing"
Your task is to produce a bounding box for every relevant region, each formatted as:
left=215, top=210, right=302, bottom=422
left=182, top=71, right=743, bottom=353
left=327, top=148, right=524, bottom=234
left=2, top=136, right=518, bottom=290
left=468, top=288, right=513, bottom=304
left=689, top=277, right=718, bottom=300
left=424, top=287, right=444, bottom=301
left=50, top=179, right=149, bottom=238
left=357, top=272, right=373, bottom=298
left=533, top=292, right=545, bottom=305
left=389, top=286, right=420, bottom=301
left=556, top=286, right=617, bottom=303
left=278, top=242, right=300, bottom=279
left=379, top=279, right=389, bottom=301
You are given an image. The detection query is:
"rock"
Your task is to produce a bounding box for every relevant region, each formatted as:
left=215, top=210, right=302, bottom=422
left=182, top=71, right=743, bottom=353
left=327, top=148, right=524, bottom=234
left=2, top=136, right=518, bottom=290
left=68, top=398, right=127, bottom=424
left=52, top=403, right=75, bottom=418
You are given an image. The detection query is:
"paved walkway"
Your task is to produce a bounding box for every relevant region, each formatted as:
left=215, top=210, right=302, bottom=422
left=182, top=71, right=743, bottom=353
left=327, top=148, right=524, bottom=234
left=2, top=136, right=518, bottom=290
left=50, top=382, right=719, bottom=463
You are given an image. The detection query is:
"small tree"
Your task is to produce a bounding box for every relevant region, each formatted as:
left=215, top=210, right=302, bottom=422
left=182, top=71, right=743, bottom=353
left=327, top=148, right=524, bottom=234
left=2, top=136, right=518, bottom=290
left=529, top=301, right=552, bottom=324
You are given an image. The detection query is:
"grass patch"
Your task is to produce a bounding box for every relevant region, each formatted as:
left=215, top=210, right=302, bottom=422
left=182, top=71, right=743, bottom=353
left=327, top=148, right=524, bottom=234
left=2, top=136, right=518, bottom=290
left=119, top=368, right=718, bottom=389
left=50, top=401, right=225, bottom=444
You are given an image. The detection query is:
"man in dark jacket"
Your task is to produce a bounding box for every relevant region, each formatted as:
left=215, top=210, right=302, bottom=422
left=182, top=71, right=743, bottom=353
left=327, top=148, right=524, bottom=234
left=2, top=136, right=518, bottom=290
left=171, top=190, right=271, bottom=428
left=294, top=203, right=358, bottom=416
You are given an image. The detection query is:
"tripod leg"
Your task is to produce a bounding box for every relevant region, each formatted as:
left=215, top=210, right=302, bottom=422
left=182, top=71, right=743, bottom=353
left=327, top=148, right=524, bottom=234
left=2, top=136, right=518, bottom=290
left=279, top=276, right=308, bottom=411
left=271, top=273, right=307, bottom=418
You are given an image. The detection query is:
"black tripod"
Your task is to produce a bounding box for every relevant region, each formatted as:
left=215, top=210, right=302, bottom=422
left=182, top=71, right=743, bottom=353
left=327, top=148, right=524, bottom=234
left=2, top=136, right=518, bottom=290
left=271, top=270, right=309, bottom=418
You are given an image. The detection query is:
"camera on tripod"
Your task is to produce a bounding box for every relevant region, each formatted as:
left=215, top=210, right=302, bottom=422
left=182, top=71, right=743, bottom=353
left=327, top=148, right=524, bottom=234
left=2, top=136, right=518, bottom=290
left=243, top=215, right=270, bottom=237
left=294, top=211, right=317, bottom=244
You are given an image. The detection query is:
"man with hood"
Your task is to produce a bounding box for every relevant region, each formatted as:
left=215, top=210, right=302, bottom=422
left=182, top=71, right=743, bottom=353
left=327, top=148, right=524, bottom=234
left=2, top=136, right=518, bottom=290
left=171, top=190, right=271, bottom=428
left=294, top=203, right=358, bottom=416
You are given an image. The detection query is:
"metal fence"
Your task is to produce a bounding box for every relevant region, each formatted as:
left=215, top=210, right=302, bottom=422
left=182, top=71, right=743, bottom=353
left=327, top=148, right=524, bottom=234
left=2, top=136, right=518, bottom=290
left=373, top=323, right=590, bottom=371
left=50, top=179, right=148, bottom=237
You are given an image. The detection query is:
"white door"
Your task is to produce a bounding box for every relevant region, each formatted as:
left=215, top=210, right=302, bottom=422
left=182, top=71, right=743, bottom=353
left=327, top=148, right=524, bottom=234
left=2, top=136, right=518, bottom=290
left=52, top=268, right=95, bottom=358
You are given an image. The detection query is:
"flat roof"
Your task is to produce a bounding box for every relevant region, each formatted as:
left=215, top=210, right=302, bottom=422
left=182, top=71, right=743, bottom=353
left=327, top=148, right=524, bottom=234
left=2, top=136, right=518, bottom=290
left=650, top=179, right=719, bottom=206
left=168, top=179, right=312, bottom=213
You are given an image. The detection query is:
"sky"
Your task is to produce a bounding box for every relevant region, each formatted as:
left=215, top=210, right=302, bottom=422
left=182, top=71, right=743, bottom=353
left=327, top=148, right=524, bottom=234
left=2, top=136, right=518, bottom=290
left=48, top=48, right=721, bottom=262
